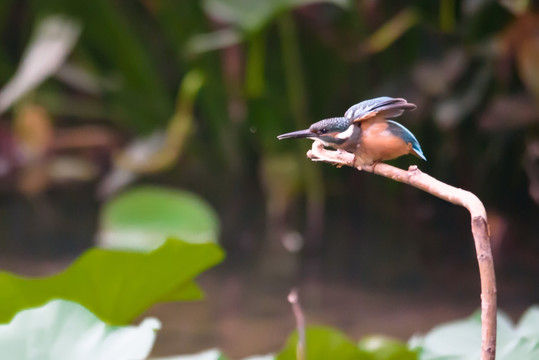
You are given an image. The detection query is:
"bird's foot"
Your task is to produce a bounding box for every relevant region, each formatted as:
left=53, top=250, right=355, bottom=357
left=353, top=154, right=375, bottom=170
left=354, top=159, right=381, bottom=172
left=334, top=149, right=349, bottom=168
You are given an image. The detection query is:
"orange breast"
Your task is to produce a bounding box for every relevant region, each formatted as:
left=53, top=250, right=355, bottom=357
left=356, top=120, right=412, bottom=164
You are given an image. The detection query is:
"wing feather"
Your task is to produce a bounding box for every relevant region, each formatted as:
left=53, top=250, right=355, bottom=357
left=345, top=97, right=416, bottom=123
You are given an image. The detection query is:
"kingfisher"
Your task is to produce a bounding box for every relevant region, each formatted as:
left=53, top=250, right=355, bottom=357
left=277, top=97, right=426, bottom=165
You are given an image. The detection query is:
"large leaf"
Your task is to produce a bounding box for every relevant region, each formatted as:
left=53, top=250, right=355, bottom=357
left=515, top=306, right=539, bottom=339
left=150, top=349, right=277, bottom=360
left=191, top=0, right=349, bottom=54
left=276, top=326, right=373, bottom=360
left=0, top=239, right=224, bottom=325
left=151, top=349, right=228, bottom=360
left=358, top=336, right=418, bottom=360
left=202, top=0, right=348, bottom=34
left=0, top=299, right=160, bottom=360
left=408, top=309, right=539, bottom=360
left=99, top=186, right=220, bottom=251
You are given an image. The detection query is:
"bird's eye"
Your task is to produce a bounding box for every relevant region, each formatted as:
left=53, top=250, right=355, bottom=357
left=320, top=128, right=327, bottom=134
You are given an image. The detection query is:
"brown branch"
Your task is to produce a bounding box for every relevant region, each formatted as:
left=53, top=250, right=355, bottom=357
left=307, top=141, right=497, bottom=360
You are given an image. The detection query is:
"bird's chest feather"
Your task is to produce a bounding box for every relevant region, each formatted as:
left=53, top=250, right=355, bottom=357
left=357, top=121, right=411, bottom=163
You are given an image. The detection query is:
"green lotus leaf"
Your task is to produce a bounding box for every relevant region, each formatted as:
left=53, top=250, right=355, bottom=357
left=276, top=325, right=373, bottom=360
left=0, top=299, right=160, bottom=360
left=516, top=305, right=539, bottom=340
left=100, top=186, right=220, bottom=251
left=409, top=310, right=523, bottom=360
left=358, top=335, right=417, bottom=360
left=150, top=349, right=228, bottom=359
left=0, top=239, right=224, bottom=324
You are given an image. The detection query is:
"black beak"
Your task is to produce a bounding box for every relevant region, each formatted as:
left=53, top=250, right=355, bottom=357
left=277, top=129, right=315, bottom=140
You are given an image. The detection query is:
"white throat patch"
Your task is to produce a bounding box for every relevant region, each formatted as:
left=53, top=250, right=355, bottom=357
left=336, top=124, right=355, bottom=140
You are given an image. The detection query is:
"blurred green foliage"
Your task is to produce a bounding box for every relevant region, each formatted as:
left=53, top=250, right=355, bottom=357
left=276, top=325, right=375, bottom=359
left=359, top=336, right=418, bottom=360
left=0, top=0, right=538, bottom=284
left=0, top=239, right=224, bottom=324
left=99, top=186, right=220, bottom=250
left=274, top=325, right=419, bottom=360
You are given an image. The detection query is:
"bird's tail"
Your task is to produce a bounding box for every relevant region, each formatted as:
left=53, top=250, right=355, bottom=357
left=385, top=120, right=427, bottom=161
left=411, top=146, right=427, bottom=161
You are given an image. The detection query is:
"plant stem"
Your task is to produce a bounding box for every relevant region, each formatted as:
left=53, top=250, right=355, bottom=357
left=246, top=31, right=266, bottom=98
left=307, top=142, right=497, bottom=360
left=278, top=13, right=307, bottom=129
left=288, top=289, right=306, bottom=360
left=440, top=0, right=455, bottom=33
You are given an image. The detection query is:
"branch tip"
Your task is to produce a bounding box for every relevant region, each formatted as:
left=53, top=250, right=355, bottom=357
left=288, top=288, right=298, bottom=304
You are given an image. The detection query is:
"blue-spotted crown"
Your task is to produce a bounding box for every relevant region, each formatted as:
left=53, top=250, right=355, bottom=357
left=309, top=117, right=351, bottom=133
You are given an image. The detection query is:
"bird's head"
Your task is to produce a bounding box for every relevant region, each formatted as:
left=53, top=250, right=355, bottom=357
left=277, top=117, right=353, bottom=145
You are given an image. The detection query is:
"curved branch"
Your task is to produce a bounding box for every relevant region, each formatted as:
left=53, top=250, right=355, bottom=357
left=307, top=141, right=497, bottom=360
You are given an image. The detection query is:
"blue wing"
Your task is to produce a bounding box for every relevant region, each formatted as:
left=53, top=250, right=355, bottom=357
left=344, top=97, right=416, bottom=123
